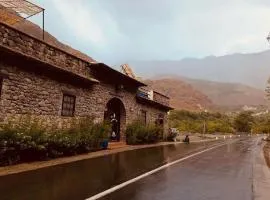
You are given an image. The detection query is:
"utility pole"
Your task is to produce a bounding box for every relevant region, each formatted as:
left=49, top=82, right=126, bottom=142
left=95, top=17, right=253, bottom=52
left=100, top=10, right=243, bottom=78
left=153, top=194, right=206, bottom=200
left=202, top=109, right=208, bottom=139
left=202, top=119, right=206, bottom=146
left=203, top=120, right=206, bottom=138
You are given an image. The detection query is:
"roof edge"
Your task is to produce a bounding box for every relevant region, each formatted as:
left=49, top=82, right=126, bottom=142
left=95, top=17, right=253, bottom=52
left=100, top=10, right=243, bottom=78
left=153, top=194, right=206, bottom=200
left=136, top=96, right=174, bottom=111
left=91, top=63, right=147, bottom=87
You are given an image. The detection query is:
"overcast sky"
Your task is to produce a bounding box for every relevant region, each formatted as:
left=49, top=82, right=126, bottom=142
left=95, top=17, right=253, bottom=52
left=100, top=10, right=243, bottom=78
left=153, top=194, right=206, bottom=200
left=31, top=0, right=270, bottom=65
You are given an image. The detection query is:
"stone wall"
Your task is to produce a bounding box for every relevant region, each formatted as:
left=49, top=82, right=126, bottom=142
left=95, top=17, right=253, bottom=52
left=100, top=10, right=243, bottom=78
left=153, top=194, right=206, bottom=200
left=0, top=22, right=92, bottom=79
left=0, top=62, right=168, bottom=139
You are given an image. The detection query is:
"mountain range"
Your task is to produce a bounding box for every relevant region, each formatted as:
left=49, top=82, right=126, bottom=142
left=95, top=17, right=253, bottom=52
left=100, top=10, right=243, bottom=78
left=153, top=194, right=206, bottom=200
left=130, top=51, right=270, bottom=90
left=146, top=76, right=267, bottom=111
left=145, top=79, right=213, bottom=111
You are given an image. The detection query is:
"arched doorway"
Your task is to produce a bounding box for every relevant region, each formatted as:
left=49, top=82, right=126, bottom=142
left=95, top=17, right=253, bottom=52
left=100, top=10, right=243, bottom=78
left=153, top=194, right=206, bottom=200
left=104, top=98, right=126, bottom=141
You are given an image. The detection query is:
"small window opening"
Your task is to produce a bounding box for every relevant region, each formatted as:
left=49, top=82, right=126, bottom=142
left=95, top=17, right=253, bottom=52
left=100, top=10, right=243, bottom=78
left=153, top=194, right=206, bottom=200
left=61, top=94, right=76, bottom=117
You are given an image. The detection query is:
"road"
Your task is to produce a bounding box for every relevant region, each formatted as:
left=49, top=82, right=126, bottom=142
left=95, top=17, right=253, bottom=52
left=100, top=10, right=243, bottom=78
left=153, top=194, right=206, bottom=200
left=0, top=140, right=223, bottom=200
left=100, top=137, right=266, bottom=200
left=0, top=137, right=269, bottom=200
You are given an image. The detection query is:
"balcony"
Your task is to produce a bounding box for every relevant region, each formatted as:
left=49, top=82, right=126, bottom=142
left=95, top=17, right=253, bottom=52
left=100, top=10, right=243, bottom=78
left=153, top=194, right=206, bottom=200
left=137, top=88, right=172, bottom=111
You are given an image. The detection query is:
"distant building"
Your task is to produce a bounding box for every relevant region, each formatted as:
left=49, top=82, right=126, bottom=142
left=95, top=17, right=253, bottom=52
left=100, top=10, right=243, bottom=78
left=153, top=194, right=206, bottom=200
left=242, top=105, right=257, bottom=111
left=0, top=22, right=172, bottom=141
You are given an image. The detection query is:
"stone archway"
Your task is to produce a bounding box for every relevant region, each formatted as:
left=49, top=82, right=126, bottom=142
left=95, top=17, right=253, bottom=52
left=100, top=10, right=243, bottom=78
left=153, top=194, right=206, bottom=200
left=104, top=98, right=126, bottom=141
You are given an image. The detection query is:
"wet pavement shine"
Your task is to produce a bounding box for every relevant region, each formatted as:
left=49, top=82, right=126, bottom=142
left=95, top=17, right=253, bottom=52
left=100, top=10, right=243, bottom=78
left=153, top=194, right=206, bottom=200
left=101, top=137, right=260, bottom=200
left=0, top=137, right=266, bottom=200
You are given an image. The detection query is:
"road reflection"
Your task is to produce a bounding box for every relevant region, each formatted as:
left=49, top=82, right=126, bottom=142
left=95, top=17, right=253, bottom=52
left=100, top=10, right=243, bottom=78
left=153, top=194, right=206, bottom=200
left=0, top=140, right=222, bottom=200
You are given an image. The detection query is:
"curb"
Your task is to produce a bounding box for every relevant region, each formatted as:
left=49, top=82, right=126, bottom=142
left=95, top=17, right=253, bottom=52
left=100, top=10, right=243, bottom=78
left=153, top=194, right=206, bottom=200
left=253, top=140, right=270, bottom=200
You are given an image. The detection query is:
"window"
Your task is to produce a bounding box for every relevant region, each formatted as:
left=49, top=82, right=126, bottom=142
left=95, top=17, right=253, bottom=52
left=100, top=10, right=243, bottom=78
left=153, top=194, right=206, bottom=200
left=61, top=94, right=76, bottom=117
left=140, top=110, right=147, bottom=125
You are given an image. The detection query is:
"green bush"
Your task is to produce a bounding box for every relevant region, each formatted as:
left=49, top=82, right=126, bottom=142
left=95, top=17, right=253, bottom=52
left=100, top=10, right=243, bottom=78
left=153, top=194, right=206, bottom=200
left=169, top=110, right=234, bottom=134
left=0, top=116, right=49, bottom=164
left=0, top=116, right=110, bottom=166
left=126, top=121, right=162, bottom=145
left=234, top=111, right=254, bottom=133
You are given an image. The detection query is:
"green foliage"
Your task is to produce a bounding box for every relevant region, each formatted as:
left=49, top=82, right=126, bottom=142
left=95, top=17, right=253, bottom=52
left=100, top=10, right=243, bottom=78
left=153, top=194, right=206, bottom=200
left=0, top=116, right=110, bottom=166
left=169, top=110, right=270, bottom=135
left=169, top=110, right=233, bottom=134
left=126, top=121, right=162, bottom=145
left=0, top=116, right=49, bottom=163
left=177, top=120, right=202, bottom=133
left=206, top=120, right=233, bottom=133
left=169, top=110, right=223, bottom=122
left=233, top=111, right=254, bottom=133
left=252, top=114, right=270, bottom=134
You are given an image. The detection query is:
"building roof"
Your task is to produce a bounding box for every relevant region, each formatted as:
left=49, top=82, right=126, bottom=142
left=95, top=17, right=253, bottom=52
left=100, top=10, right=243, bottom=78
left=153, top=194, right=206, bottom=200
left=0, top=19, right=146, bottom=88
left=91, top=63, right=147, bottom=87
left=136, top=95, right=173, bottom=111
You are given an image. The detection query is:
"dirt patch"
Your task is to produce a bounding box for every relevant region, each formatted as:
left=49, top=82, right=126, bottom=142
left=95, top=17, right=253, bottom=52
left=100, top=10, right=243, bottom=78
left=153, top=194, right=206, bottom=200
left=263, top=142, right=270, bottom=168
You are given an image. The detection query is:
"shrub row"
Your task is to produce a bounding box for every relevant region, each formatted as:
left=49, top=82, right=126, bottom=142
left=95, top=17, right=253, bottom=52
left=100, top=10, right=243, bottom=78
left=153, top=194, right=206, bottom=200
left=126, top=121, right=163, bottom=145
left=0, top=117, right=110, bottom=166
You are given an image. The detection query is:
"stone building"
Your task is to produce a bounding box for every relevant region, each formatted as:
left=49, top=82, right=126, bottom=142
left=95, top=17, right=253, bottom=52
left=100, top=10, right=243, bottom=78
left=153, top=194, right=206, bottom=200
left=0, top=21, right=172, bottom=141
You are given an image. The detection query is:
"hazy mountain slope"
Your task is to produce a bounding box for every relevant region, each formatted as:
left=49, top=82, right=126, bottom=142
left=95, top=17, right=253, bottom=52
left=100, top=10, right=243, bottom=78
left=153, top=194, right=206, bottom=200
left=145, top=79, right=213, bottom=110
left=130, top=51, right=270, bottom=89
left=181, top=77, right=267, bottom=107
left=148, top=76, right=267, bottom=110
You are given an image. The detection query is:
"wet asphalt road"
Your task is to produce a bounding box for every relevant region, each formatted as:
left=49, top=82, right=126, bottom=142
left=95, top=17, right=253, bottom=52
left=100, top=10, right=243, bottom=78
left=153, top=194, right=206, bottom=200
left=101, top=137, right=259, bottom=200
left=0, top=140, right=223, bottom=200
left=0, top=137, right=264, bottom=200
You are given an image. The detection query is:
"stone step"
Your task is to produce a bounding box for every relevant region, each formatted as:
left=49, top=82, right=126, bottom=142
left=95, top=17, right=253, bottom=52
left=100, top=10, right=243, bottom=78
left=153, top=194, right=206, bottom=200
left=109, top=141, right=127, bottom=150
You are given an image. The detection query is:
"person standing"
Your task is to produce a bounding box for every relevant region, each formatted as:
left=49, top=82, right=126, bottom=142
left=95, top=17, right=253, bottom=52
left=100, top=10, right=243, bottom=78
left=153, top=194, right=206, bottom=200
left=183, top=135, right=190, bottom=143
left=110, top=113, right=118, bottom=141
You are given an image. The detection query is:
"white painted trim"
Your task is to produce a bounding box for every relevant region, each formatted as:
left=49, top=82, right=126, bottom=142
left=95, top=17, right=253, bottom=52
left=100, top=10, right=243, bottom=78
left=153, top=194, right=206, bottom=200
left=85, top=142, right=228, bottom=200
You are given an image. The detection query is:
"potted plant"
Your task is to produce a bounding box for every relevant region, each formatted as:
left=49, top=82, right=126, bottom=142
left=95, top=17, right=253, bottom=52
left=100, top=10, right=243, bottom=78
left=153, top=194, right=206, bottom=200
left=101, top=138, right=109, bottom=150
left=99, top=122, right=110, bottom=150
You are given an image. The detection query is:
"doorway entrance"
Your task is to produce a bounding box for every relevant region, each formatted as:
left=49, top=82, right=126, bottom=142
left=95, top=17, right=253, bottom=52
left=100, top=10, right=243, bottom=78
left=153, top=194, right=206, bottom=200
left=104, top=98, right=126, bottom=141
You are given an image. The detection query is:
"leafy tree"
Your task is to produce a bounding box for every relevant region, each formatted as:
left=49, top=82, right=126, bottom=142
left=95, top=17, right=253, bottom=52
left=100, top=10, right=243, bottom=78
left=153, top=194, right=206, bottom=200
left=234, top=111, right=254, bottom=133
left=169, top=110, right=234, bottom=134
left=252, top=114, right=270, bottom=134
left=207, top=120, right=233, bottom=133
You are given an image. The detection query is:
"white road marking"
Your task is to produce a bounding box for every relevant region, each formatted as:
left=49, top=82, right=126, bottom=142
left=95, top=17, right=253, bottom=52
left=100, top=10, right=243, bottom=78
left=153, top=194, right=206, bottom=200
left=85, top=142, right=229, bottom=200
